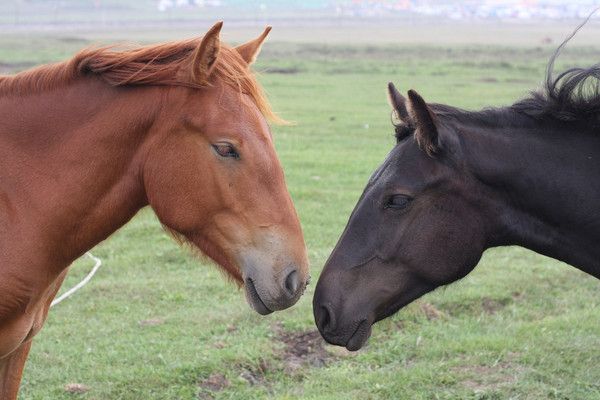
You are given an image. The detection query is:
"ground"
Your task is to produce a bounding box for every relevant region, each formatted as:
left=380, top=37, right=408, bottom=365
left=1, top=22, right=599, bottom=400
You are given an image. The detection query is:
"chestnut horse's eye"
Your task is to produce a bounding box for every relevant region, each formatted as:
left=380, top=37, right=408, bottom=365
left=212, top=143, right=239, bottom=159
left=385, top=194, right=412, bottom=210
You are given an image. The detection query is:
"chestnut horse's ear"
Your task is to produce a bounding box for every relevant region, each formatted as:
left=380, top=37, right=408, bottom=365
left=387, top=82, right=411, bottom=125
left=407, top=89, right=440, bottom=156
left=190, top=21, right=223, bottom=83
left=235, top=26, right=272, bottom=65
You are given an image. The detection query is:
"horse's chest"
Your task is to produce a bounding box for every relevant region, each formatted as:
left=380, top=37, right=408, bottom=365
left=0, top=313, right=34, bottom=359
left=0, top=269, right=60, bottom=359
left=0, top=283, right=33, bottom=359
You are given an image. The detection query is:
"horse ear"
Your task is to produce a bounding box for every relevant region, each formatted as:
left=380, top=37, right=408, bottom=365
left=235, top=26, right=272, bottom=65
left=387, top=82, right=411, bottom=125
left=407, top=89, right=440, bottom=156
left=190, top=21, right=223, bottom=83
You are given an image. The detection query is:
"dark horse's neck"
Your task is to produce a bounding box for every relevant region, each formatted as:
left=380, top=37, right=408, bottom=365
left=461, top=113, right=600, bottom=279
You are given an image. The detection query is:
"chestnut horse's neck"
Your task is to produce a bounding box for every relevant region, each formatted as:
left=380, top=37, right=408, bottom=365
left=0, top=77, right=159, bottom=270
left=461, top=119, right=600, bottom=278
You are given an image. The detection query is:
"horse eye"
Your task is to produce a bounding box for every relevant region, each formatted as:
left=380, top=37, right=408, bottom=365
left=212, top=143, right=239, bottom=159
left=386, top=194, right=412, bottom=210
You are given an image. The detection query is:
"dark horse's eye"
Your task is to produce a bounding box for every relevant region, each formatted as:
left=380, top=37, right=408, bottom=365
left=212, top=143, right=239, bottom=159
left=385, top=194, right=412, bottom=210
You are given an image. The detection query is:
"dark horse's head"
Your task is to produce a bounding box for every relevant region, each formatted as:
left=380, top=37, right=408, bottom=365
left=313, top=85, right=488, bottom=350
left=314, top=15, right=600, bottom=349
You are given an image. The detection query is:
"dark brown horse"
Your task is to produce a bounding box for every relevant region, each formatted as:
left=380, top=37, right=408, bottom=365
left=314, top=39, right=600, bottom=351
left=0, top=23, right=309, bottom=398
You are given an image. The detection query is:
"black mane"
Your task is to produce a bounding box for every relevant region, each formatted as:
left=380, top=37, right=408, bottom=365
left=513, top=12, right=600, bottom=127
left=512, top=63, right=600, bottom=127
left=395, top=56, right=600, bottom=141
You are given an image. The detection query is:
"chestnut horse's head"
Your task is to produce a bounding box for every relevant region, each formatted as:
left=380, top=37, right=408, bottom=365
left=139, top=23, right=309, bottom=314
left=314, top=84, right=488, bottom=349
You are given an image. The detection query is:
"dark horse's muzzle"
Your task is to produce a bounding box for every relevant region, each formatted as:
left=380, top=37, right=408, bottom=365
left=312, top=266, right=375, bottom=351
left=313, top=253, right=437, bottom=351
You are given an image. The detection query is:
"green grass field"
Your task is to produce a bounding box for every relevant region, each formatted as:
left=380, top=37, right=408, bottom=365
left=2, top=33, right=599, bottom=400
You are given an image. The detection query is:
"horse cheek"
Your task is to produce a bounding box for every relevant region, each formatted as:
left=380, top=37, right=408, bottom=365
left=408, top=204, right=484, bottom=285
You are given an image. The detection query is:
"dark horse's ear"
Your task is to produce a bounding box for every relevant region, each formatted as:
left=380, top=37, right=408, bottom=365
left=387, top=82, right=411, bottom=125
left=407, top=89, right=440, bottom=156
left=189, top=21, right=223, bottom=84
left=235, top=26, right=272, bottom=65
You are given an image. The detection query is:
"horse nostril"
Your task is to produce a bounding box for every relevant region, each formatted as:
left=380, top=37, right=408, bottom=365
left=284, top=270, right=299, bottom=297
left=317, top=304, right=336, bottom=333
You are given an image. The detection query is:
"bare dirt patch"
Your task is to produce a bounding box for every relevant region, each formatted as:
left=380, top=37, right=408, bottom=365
left=237, top=358, right=270, bottom=386
left=64, top=383, right=90, bottom=394
left=453, top=354, right=525, bottom=392
left=197, top=325, right=336, bottom=397
left=419, top=301, right=445, bottom=320
left=441, top=296, right=513, bottom=317
left=198, top=373, right=230, bottom=399
left=481, top=297, right=510, bottom=315
left=274, top=324, right=335, bottom=375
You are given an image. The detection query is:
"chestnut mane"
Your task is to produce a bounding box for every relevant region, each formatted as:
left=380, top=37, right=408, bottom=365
left=0, top=38, right=278, bottom=121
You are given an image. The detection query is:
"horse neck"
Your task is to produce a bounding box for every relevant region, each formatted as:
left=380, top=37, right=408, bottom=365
left=461, top=118, right=600, bottom=278
left=0, top=78, right=161, bottom=268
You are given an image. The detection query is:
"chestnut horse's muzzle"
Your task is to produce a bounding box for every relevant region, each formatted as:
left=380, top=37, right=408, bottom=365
left=243, top=264, right=308, bottom=315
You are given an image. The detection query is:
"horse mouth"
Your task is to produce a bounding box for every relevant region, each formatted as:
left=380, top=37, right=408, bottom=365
left=345, top=319, right=372, bottom=351
left=245, top=278, right=273, bottom=315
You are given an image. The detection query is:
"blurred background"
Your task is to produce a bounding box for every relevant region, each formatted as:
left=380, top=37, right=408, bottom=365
left=2, top=0, right=600, bottom=25
left=1, top=0, right=600, bottom=44
left=3, top=1, right=599, bottom=400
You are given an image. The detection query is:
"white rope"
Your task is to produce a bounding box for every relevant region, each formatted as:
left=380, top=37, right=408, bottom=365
left=50, top=252, right=102, bottom=308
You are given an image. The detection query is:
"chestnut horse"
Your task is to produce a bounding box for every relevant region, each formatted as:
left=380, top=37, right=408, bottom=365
left=0, top=23, right=309, bottom=398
